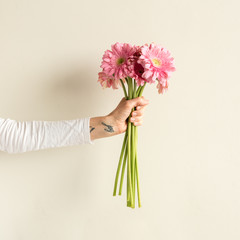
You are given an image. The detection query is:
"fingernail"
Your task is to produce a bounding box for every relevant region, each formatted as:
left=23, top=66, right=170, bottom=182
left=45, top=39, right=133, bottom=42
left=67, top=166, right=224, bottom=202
left=132, top=112, right=137, bottom=116
left=131, top=117, right=135, bottom=122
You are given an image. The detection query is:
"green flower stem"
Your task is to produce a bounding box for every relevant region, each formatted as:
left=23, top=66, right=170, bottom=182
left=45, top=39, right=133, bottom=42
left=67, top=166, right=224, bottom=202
left=113, top=132, right=127, bottom=196
left=133, top=80, right=137, bottom=95
left=127, top=120, right=133, bottom=206
left=134, top=125, right=141, bottom=207
left=131, top=123, right=135, bottom=208
left=120, top=79, right=128, bottom=99
left=134, top=82, right=146, bottom=207
left=135, top=153, right=141, bottom=208
left=131, top=81, right=137, bottom=208
left=127, top=78, right=133, bottom=206
left=128, top=77, right=133, bottom=99
left=136, top=87, right=141, bottom=96
left=136, top=85, right=143, bottom=96
left=127, top=153, right=130, bottom=202
left=118, top=139, right=128, bottom=195
left=138, top=82, right=146, bottom=97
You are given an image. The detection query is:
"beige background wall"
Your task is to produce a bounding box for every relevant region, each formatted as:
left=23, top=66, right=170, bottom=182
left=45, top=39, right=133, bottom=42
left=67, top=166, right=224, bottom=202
left=0, top=0, right=240, bottom=239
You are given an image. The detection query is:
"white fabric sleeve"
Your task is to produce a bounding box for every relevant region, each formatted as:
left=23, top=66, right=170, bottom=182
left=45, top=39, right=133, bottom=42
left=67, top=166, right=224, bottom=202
left=0, top=117, right=93, bottom=154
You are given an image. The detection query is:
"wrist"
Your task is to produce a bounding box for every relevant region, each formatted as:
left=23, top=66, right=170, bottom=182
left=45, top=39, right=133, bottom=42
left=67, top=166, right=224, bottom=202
left=105, top=114, right=123, bottom=135
left=89, top=115, right=121, bottom=141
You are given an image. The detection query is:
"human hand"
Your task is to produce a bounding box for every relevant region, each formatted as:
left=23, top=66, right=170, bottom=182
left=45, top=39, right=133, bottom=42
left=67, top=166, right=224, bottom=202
left=89, top=97, right=149, bottom=141
left=107, top=96, right=150, bottom=134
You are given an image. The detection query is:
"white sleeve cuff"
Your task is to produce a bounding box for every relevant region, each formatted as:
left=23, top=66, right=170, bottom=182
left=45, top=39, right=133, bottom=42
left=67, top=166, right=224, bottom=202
left=83, top=117, right=94, bottom=145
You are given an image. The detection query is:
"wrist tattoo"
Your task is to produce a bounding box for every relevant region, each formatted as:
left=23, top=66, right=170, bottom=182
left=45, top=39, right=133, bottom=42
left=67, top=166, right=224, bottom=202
left=90, top=126, right=95, bottom=133
left=101, top=122, right=114, bottom=133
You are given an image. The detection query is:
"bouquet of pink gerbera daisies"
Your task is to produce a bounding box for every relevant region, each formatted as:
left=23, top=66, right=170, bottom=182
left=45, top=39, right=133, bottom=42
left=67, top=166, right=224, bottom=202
left=98, top=42, right=176, bottom=208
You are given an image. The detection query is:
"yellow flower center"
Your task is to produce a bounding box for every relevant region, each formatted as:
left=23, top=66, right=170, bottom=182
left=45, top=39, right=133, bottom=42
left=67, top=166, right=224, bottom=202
left=152, top=58, right=162, bottom=67
left=117, top=57, right=125, bottom=65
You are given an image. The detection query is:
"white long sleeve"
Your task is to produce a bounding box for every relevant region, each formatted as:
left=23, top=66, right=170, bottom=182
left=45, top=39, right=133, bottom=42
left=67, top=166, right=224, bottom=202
left=0, top=117, right=93, bottom=154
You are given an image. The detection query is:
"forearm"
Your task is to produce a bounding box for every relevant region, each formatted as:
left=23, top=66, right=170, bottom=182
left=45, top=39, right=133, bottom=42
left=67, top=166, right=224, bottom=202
left=89, top=115, right=122, bottom=141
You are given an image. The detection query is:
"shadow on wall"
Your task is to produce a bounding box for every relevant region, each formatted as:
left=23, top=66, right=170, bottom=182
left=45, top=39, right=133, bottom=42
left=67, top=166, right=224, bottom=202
left=41, top=63, right=99, bottom=119
left=0, top=65, right=100, bottom=208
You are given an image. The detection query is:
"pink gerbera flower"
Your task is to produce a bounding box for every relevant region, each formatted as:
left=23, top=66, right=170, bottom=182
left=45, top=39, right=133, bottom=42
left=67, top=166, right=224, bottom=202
left=98, top=72, right=119, bottom=89
left=100, top=42, right=136, bottom=80
left=138, top=43, right=176, bottom=87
